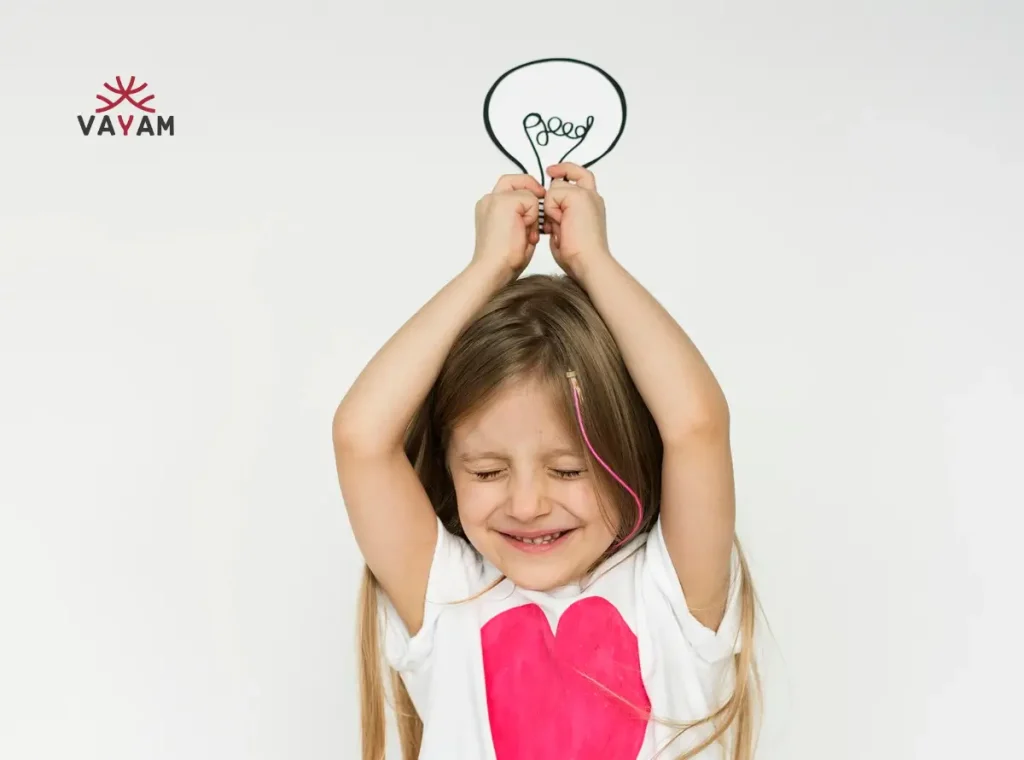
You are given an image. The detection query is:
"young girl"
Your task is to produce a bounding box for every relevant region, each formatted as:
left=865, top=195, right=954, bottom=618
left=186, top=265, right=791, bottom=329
left=333, top=163, right=760, bottom=760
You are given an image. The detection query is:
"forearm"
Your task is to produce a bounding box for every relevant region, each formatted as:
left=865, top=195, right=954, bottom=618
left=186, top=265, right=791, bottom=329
left=333, top=261, right=510, bottom=451
left=574, top=252, right=728, bottom=440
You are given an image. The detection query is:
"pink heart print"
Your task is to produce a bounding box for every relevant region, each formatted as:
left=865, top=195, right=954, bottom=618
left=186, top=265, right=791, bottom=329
left=481, top=597, right=651, bottom=759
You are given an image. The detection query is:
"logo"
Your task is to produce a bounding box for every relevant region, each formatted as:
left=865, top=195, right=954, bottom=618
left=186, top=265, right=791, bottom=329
left=77, top=76, right=174, bottom=137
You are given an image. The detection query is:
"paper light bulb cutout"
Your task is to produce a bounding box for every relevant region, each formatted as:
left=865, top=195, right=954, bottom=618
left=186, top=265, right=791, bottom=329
left=483, top=57, right=627, bottom=230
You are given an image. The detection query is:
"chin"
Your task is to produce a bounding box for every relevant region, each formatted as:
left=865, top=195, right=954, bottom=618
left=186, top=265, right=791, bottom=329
left=503, top=568, right=569, bottom=592
left=498, top=549, right=591, bottom=591
left=467, top=527, right=613, bottom=591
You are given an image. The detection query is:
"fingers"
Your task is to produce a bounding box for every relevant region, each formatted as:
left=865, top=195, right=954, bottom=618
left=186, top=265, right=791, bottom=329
left=543, top=218, right=561, bottom=251
left=511, top=189, right=541, bottom=226
left=546, top=162, right=596, bottom=190
left=544, top=162, right=596, bottom=221
left=493, top=173, right=546, bottom=197
left=542, top=200, right=564, bottom=224
left=491, top=177, right=543, bottom=228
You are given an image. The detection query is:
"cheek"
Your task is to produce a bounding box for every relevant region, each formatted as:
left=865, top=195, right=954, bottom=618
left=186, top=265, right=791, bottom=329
left=452, top=474, right=609, bottom=525
left=452, top=478, right=500, bottom=524
left=558, top=479, right=603, bottom=516
left=568, top=482, right=622, bottom=536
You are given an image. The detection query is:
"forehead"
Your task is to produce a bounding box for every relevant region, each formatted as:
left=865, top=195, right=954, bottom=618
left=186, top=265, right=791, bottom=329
left=450, top=376, right=577, bottom=453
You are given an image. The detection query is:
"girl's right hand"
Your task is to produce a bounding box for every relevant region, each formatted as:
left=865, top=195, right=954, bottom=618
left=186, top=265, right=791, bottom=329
left=471, top=174, right=546, bottom=281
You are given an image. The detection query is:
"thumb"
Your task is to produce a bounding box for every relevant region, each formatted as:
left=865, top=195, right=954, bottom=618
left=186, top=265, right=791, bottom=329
left=543, top=181, right=571, bottom=223
left=510, top=189, right=540, bottom=226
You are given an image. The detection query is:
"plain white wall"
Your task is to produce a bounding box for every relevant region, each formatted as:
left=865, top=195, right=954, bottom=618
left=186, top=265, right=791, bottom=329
left=2, top=1, right=1022, bottom=758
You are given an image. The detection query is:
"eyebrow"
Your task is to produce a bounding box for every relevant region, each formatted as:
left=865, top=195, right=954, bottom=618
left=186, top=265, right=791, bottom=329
left=457, top=451, right=507, bottom=463
left=457, top=446, right=582, bottom=462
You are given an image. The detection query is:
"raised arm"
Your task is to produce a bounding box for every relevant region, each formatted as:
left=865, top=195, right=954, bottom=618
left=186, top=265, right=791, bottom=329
left=332, top=175, right=543, bottom=634
left=545, top=163, right=735, bottom=631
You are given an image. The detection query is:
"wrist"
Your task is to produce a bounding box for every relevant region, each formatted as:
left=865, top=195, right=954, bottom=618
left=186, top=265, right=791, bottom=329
left=465, top=257, right=516, bottom=292
left=570, top=248, right=616, bottom=288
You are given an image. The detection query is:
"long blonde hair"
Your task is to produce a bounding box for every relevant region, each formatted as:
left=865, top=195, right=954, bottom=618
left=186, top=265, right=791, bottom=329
left=357, top=274, right=761, bottom=759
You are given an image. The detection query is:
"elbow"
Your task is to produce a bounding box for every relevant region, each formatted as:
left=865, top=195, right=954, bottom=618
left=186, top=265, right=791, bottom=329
left=693, top=388, right=730, bottom=430
left=660, top=398, right=730, bottom=445
left=702, top=396, right=731, bottom=432
left=331, top=406, right=367, bottom=450
left=332, top=406, right=403, bottom=456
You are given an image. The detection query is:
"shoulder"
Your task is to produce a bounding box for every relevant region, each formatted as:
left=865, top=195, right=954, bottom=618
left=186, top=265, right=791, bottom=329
left=380, top=517, right=498, bottom=672
left=636, top=519, right=745, bottom=664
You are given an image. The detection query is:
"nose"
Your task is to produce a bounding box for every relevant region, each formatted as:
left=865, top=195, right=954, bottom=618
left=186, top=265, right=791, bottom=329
left=506, top=473, right=552, bottom=522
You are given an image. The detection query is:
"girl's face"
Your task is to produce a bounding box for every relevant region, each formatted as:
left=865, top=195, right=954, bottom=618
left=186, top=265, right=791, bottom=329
left=446, top=375, right=619, bottom=591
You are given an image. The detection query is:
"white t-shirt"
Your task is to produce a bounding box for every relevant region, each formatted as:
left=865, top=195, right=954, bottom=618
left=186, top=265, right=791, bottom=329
left=379, top=516, right=744, bottom=760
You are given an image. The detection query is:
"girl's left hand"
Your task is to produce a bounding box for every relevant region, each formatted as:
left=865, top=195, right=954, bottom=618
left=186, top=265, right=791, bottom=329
left=543, top=162, right=612, bottom=281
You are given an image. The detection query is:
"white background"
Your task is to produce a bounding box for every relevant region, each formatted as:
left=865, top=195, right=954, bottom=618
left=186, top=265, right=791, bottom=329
left=2, top=1, right=1022, bottom=758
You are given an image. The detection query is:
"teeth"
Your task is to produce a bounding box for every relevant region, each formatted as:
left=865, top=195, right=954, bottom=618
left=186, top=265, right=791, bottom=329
left=515, top=531, right=565, bottom=545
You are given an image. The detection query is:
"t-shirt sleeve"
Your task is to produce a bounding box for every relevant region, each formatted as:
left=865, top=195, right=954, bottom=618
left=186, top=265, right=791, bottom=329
left=642, top=516, right=744, bottom=664
left=377, top=516, right=486, bottom=673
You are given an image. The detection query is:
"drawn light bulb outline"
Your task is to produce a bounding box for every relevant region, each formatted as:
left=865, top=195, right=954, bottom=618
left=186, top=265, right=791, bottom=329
left=483, top=57, right=627, bottom=232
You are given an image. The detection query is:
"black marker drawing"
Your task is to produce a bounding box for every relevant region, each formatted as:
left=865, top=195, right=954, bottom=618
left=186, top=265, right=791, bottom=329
left=483, top=58, right=627, bottom=230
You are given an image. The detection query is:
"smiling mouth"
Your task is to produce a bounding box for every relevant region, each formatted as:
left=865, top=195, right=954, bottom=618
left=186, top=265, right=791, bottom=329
left=508, top=530, right=568, bottom=544
left=498, top=528, right=577, bottom=551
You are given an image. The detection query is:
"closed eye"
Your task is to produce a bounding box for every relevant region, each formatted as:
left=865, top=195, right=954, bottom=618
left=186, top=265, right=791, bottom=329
left=470, top=469, right=584, bottom=481
left=552, top=469, right=585, bottom=479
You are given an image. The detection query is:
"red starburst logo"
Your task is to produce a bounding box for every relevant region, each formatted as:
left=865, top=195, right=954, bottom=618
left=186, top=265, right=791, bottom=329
left=95, top=76, right=156, bottom=114
left=77, top=75, right=174, bottom=137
